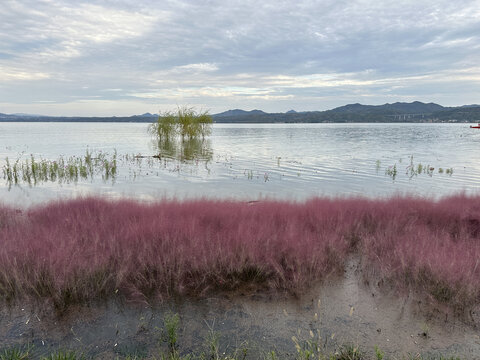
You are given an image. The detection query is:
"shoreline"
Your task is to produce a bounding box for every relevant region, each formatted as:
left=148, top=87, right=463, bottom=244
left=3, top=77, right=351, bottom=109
left=2, top=260, right=478, bottom=358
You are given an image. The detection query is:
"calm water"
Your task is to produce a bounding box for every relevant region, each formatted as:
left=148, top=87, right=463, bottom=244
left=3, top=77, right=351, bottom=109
left=1, top=122, right=479, bottom=206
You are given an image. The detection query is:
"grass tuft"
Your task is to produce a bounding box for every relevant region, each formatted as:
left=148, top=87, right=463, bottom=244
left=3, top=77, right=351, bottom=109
left=0, top=345, right=31, bottom=360
left=41, top=350, right=84, bottom=360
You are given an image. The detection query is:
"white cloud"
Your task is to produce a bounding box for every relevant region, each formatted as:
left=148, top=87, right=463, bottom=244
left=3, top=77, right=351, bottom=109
left=0, top=1, right=159, bottom=62
left=174, top=63, right=219, bottom=72
left=1, top=0, right=479, bottom=114
left=0, top=65, right=50, bottom=81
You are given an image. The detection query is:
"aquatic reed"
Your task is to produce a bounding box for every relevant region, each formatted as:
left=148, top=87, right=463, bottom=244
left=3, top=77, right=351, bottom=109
left=2, top=149, right=117, bottom=187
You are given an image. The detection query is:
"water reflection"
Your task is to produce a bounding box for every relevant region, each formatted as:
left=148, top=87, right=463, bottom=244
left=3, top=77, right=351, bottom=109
left=153, top=137, right=213, bottom=163
left=1, top=123, right=479, bottom=204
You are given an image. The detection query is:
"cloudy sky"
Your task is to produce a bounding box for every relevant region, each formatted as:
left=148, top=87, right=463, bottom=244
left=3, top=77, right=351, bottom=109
left=1, top=0, right=479, bottom=116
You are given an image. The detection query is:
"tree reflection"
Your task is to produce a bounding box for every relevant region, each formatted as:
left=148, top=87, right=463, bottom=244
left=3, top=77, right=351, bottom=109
left=153, top=137, right=213, bottom=163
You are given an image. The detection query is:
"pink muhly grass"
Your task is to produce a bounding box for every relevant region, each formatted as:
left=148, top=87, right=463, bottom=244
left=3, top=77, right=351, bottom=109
left=0, top=197, right=349, bottom=309
left=0, top=194, right=479, bottom=311
left=359, top=195, right=480, bottom=309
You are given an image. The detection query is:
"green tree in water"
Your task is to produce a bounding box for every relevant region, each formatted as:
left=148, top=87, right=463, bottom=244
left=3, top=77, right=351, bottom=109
left=149, top=107, right=213, bottom=162
left=149, top=106, right=212, bottom=140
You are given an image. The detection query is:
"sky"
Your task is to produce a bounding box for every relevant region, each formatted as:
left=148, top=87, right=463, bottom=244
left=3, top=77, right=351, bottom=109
left=1, top=0, right=479, bottom=116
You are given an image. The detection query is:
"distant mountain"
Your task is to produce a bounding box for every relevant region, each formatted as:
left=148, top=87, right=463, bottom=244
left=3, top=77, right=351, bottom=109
left=0, top=112, right=159, bottom=123
left=2, top=102, right=480, bottom=123
left=382, top=101, right=444, bottom=113
left=132, top=112, right=157, bottom=117
left=331, top=101, right=444, bottom=114
left=330, top=103, right=377, bottom=113
left=214, top=109, right=266, bottom=117
left=432, top=106, right=480, bottom=122
left=211, top=102, right=480, bottom=123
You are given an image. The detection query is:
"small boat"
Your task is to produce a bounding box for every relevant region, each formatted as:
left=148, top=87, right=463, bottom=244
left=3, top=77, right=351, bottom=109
left=470, top=123, right=480, bottom=128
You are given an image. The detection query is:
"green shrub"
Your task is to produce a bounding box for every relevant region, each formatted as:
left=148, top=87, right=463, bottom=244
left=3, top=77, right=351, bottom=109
left=149, top=107, right=212, bottom=140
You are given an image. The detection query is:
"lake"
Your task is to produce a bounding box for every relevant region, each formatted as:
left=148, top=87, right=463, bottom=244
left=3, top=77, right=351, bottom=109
left=1, top=122, right=479, bottom=206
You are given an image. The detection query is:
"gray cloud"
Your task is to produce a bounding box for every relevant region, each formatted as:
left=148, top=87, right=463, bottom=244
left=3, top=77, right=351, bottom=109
left=0, top=0, right=479, bottom=115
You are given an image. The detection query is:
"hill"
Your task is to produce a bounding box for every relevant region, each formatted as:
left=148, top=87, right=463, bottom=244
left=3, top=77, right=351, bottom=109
left=212, top=102, right=480, bottom=123
left=214, top=109, right=266, bottom=117
left=330, top=101, right=444, bottom=114
left=1, top=102, right=479, bottom=123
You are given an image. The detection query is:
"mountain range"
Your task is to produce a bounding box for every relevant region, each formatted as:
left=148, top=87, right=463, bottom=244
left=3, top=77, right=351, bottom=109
left=1, top=102, right=479, bottom=123
left=211, top=102, right=480, bottom=123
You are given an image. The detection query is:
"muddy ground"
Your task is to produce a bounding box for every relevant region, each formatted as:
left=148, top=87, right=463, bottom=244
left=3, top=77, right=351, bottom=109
left=1, top=259, right=480, bottom=359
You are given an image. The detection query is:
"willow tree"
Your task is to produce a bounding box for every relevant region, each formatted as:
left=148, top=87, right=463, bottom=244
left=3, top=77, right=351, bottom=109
left=197, top=111, right=213, bottom=138
left=149, top=107, right=212, bottom=140
left=148, top=111, right=177, bottom=140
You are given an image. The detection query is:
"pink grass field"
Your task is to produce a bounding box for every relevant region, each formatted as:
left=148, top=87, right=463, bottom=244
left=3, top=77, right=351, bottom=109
left=0, top=195, right=479, bottom=310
